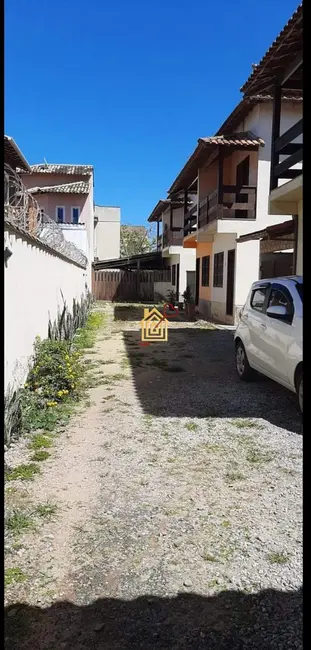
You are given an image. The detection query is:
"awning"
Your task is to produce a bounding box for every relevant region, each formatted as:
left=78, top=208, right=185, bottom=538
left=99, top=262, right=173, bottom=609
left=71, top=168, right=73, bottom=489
left=236, top=219, right=295, bottom=243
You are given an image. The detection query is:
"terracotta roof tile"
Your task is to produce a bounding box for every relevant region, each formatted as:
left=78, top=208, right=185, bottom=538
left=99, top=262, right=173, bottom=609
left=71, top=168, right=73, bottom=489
left=28, top=181, right=90, bottom=194
left=200, top=132, right=265, bottom=147
left=29, top=164, right=93, bottom=175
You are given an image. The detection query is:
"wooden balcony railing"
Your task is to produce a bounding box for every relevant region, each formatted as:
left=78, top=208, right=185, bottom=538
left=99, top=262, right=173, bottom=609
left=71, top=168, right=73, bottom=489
left=184, top=204, right=198, bottom=236
left=270, top=118, right=303, bottom=191
left=162, top=228, right=183, bottom=248
left=198, top=185, right=257, bottom=228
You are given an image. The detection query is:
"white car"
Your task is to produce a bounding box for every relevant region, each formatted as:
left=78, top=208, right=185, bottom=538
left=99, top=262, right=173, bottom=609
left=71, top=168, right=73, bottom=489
left=234, top=276, right=303, bottom=412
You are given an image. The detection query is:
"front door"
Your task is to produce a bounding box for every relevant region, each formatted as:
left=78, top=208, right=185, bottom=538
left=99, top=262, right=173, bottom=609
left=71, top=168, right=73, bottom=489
left=226, top=249, right=235, bottom=316
left=195, top=258, right=200, bottom=306
left=236, top=156, right=249, bottom=217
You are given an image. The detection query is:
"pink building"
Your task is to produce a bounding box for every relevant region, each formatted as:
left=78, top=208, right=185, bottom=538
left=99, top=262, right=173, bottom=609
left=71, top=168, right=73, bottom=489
left=21, top=163, right=94, bottom=286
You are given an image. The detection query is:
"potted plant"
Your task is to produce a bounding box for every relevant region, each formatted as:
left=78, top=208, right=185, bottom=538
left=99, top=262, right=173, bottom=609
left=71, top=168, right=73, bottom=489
left=182, top=286, right=195, bottom=319
left=166, top=289, right=177, bottom=307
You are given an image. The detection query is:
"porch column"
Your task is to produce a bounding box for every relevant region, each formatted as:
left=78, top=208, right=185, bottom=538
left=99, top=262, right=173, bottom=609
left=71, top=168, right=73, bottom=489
left=217, top=149, right=224, bottom=216
left=270, top=80, right=282, bottom=191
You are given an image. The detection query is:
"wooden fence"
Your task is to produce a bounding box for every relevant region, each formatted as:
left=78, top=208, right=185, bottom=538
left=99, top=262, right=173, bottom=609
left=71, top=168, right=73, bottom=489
left=92, top=269, right=171, bottom=302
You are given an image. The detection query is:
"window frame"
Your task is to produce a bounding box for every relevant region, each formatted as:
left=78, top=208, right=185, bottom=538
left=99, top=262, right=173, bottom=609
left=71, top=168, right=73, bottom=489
left=250, top=286, right=270, bottom=313
left=56, top=206, right=65, bottom=224
left=201, top=255, right=210, bottom=287
left=71, top=206, right=80, bottom=224
left=213, top=252, right=224, bottom=288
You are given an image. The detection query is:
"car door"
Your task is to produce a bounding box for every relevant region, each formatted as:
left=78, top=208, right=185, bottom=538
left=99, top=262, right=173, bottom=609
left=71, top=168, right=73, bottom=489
left=257, top=283, right=295, bottom=384
left=244, top=284, right=271, bottom=369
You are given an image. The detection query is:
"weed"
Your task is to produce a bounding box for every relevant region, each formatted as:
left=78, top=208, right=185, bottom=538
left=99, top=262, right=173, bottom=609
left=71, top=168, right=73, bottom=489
left=232, top=419, right=263, bottom=430
left=203, top=553, right=217, bottom=562
left=30, top=450, right=51, bottom=462
left=5, top=567, right=27, bottom=586
left=185, top=422, right=199, bottom=432
left=103, top=407, right=114, bottom=414
left=267, top=551, right=289, bottom=564
left=28, top=434, right=53, bottom=450
left=6, top=510, right=36, bottom=535
left=74, top=312, right=107, bottom=350
left=226, top=471, right=245, bottom=482
left=222, top=520, right=231, bottom=528
left=34, top=503, right=58, bottom=519
left=246, top=449, right=275, bottom=464
left=102, top=395, right=115, bottom=401
left=6, top=463, right=41, bottom=482
left=167, top=457, right=176, bottom=463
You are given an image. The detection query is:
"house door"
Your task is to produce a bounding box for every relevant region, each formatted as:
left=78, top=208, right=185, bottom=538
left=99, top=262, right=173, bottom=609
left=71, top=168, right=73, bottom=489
left=195, top=258, right=200, bottom=305
left=226, top=249, right=235, bottom=316
left=236, top=156, right=249, bottom=217
left=176, top=263, right=180, bottom=301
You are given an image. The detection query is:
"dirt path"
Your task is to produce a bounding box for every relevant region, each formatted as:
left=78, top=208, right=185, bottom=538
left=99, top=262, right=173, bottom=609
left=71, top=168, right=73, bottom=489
left=5, top=304, right=302, bottom=649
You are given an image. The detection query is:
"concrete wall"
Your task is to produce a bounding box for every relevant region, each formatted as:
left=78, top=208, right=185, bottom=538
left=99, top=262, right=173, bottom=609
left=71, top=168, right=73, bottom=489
left=169, top=249, right=196, bottom=300
left=94, top=205, right=121, bottom=261
left=4, top=224, right=87, bottom=390
left=196, top=242, right=213, bottom=319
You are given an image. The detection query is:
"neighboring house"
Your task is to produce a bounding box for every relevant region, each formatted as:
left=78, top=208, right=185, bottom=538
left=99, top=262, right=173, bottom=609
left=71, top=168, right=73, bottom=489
left=94, top=205, right=121, bottom=261
left=4, top=135, right=31, bottom=173
left=21, top=163, right=94, bottom=287
left=147, top=197, right=196, bottom=302
left=166, top=90, right=302, bottom=324
left=237, top=4, right=303, bottom=277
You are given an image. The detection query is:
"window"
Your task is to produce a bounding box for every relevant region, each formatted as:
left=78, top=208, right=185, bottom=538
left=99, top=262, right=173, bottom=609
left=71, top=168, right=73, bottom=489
left=201, top=256, right=210, bottom=287
left=268, top=288, right=293, bottom=321
left=250, top=288, right=268, bottom=312
left=56, top=206, right=65, bottom=223
left=213, top=252, right=224, bottom=287
left=71, top=207, right=80, bottom=224
left=172, top=264, right=176, bottom=286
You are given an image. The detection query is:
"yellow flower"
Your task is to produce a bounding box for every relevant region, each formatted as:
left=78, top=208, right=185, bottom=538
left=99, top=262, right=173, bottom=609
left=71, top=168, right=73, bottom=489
left=57, top=390, right=63, bottom=397
left=71, top=384, right=75, bottom=389
left=24, top=382, right=28, bottom=388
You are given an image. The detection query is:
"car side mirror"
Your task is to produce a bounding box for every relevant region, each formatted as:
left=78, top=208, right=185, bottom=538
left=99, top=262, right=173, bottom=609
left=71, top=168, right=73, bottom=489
left=266, top=305, right=288, bottom=319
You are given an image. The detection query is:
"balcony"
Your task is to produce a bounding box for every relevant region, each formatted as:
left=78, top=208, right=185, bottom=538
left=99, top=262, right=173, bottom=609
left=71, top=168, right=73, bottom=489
left=163, top=228, right=183, bottom=248
left=184, top=204, right=198, bottom=236
left=197, top=184, right=257, bottom=229
left=270, top=119, right=303, bottom=192
left=156, top=234, right=162, bottom=251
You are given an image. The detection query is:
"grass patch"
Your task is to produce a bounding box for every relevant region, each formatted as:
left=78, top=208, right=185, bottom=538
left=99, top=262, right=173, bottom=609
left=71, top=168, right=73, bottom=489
left=34, top=503, right=58, bottom=519
left=6, top=463, right=41, bottom=482
left=30, top=450, right=50, bottom=462
left=221, top=520, right=231, bottom=528
left=246, top=449, right=275, bottom=464
left=5, top=567, right=27, bottom=586
left=232, top=419, right=263, bottom=429
left=185, top=422, right=199, bottom=432
left=226, top=471, right=245, bottom=482
left=267, top=551, right=290, bottom=565
left=28, top=434, right=53, bottom=450
left=74, top=312, right=107, bottom=350
left=6, top=510, right=36, bottom=535
left=203, top=553, right=217, bottom=562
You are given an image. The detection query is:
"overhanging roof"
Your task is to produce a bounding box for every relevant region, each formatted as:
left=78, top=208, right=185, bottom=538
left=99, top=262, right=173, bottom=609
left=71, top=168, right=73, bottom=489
left=147, top=197, right=190, bottom=222
left=237, top=219, right=295, bottom=243
left=167, top=132, right=264, bottom=195
left=93, top=250, right=164, bottom=270
left=240, top=4, right=303, bottom=96
left=216, top=95, right=302, bottom=136
left=28, top=181, right=90, bottom=194
left=4, top=135, right=31, bottom=172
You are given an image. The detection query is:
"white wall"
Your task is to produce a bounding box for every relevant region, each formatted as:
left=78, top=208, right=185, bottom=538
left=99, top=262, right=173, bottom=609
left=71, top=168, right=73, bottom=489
left=169, top=249, right=196, bottom=299
left=94, top=206, right=121, bottom=261
left=235, top=240, right=260, bottom=307
left=5, top=225, right=87, bottom=390
left=60, top=224, right=88, bottom=256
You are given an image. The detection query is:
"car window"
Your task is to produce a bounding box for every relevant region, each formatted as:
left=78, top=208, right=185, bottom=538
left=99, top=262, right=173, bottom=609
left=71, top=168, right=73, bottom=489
left=250, top=288, right=268, bottom=312
left=268, top=289, right=293, bottom=316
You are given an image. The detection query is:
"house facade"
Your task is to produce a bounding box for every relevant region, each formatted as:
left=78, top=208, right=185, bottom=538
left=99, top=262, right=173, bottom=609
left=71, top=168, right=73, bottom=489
left=94, top=205, right=121, bottom=261
left=21, top=163, right=94, bottom=287
left=167, top=93, right=302, bottom=324
left=148, top=198, right=196, bottom=302
left=238, top=4, right=303, bottom=277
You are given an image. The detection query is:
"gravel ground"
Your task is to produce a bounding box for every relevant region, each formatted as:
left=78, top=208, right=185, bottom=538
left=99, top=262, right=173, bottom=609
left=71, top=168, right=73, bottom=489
left=5, top=304, right=302, bottom=649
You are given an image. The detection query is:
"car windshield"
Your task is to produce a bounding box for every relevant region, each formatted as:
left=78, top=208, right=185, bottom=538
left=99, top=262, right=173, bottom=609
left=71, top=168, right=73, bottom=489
left=296, top=283, right=303, bottom=302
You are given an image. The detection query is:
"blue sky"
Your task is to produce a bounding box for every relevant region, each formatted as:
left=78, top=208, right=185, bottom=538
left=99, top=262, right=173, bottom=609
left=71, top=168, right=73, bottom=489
left=5, top=0, right=298, bottom=226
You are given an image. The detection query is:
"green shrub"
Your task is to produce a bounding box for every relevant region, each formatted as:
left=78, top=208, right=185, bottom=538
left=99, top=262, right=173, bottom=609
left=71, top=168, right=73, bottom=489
left=25, top=337, right=82, bottom=403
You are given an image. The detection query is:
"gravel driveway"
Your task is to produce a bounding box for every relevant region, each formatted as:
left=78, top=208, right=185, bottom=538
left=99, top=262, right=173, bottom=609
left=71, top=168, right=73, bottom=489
left=5, top=304, right=302, bottom=649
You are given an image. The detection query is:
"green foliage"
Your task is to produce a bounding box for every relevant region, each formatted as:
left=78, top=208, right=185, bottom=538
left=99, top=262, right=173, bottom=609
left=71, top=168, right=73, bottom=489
left=4, top=387, right=23, bottom=446
left=182, top=286, right=194, bottom=304
left=5, top=567, right=27, bottom=586
left=31, top=450, right=50, bottom=462
left=25, top=338, right=82, bottom=403
left=48, top=291, right=93, bottom=343
left=120, top=224, right=156, bottom=257
left=5, top=463, right=41, bottom=482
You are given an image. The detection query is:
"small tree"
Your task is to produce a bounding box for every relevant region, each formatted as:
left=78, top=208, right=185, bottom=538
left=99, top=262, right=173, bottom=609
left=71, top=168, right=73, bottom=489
left=120, top=225, right=156, bottom=258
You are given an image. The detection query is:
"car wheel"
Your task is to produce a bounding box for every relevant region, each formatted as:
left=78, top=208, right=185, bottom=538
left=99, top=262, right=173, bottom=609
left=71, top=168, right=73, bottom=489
left=297, top=373, right=303, bottom=414
left=235, top=340, right=254, bottom=381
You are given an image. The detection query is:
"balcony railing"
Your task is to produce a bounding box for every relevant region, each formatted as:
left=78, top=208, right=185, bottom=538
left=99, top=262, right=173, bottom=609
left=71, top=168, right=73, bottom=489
left=163, top=228, right=184, bottom=248
left=270, top=119, right=303, bottom=191
left=184, top=204, right=198, bottom=236
left=198, top=185, right=257, bottom=228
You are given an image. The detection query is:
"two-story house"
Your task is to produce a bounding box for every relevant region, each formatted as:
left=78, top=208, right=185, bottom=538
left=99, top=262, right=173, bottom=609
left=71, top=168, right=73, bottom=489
left=147, top=196, right=196, bottom=302
left=21, top=163, right=94, bottom=287
left=166, top=89, right=302, bottom=324
left=237, top=4, right=303, bottom=277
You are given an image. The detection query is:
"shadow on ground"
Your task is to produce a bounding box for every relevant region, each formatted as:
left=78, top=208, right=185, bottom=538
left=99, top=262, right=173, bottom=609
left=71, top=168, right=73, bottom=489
left=122, top=327, right=302, bottom=433
left=5, top=587, right=302, bottom=649
left=114, top=305, right=185, bottom=322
